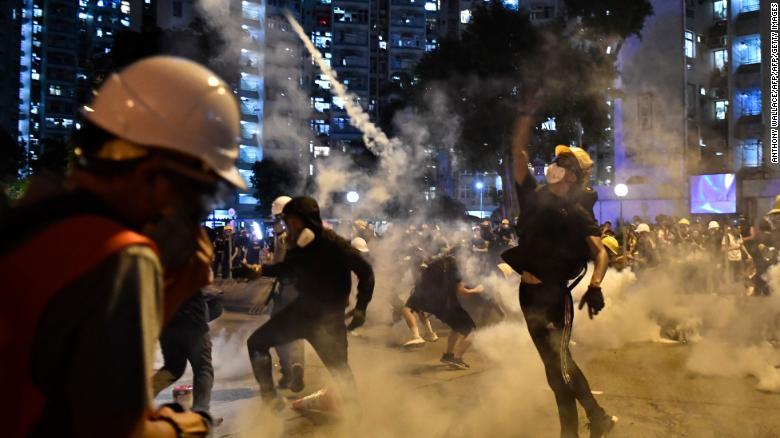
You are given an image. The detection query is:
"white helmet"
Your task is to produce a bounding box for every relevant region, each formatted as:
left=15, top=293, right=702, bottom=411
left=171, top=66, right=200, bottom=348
left=351, top=237, right=370, bottom=253
left=271, top=196, right=292, bottom=216
left=708, top=221, right=720, bottom=230
left=635, top=223, right=650, bottom=233
left=83, top=56, right=245, bottom=189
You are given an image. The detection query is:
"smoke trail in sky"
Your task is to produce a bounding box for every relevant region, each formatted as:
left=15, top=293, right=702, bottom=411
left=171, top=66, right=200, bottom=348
left=283, top=10, right=393, bottom=156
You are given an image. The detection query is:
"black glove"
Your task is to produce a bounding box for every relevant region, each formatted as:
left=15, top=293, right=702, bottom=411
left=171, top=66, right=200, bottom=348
left=347, top=308, right=366, bottom=331
left=578, top=286, right=605, bottom=319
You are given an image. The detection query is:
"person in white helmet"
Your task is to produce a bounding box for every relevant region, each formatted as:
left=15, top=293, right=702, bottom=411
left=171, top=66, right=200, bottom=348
left=0, top=56, right=243, bottom=437
left=261, top=195, right=305, bottom=393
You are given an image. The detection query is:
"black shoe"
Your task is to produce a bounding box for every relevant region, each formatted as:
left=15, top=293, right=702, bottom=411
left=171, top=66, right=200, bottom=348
left=440, top=353, right=454, bottom=365
left=290, top=364, right=304, bottom=393
left=588, top=414, right=618, bottom=438
left=440, top=353, right=469, bottom=370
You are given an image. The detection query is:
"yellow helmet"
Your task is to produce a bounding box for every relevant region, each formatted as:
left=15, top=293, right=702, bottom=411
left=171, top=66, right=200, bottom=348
left=555, top=145, right=593, bottom=182
left=602, top=235, right=620, bottom=255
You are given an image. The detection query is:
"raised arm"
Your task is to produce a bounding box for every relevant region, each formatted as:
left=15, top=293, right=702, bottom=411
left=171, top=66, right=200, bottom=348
left=511, top=115, right=534, bottom=185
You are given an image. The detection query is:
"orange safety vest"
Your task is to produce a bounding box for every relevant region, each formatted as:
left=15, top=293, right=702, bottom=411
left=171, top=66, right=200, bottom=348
left=0, top=215, right=157, bottom=438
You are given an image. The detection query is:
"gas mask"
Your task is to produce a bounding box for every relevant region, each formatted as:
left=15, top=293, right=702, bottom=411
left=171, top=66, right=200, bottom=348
left=545, top=163, right=567, bottom=185
left=296, top=228, right=316, bottom=248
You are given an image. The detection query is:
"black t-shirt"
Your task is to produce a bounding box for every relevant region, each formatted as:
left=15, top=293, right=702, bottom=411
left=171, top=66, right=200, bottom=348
left=508, top=174, right=600, bottom=284
left=414, top=255, right=462, bottom=312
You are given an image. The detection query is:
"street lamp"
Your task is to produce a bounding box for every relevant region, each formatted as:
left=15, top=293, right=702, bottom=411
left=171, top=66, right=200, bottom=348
left=346, top=191, right=359, bottom=216
left=475, top=181, right=484, bottom=219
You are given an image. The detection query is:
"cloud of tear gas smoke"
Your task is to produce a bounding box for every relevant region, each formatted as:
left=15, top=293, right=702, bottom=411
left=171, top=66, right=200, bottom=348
left=197, top=0, right=312, bottom=191
left=612, top=1, right=689, bottom=199
left=284, top=11, right=392, bottom=155
left=558, top=255, right=780, bottom=393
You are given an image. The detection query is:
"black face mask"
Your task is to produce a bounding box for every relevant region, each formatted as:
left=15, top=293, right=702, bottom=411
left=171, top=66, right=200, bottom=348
left=143, top=172, right=224, bottom=270
left=144, top=209, right=201, bottom=270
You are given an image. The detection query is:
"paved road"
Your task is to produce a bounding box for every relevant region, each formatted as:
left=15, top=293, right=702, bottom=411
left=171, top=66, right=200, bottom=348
left=157, top=308, right=780, bottom=438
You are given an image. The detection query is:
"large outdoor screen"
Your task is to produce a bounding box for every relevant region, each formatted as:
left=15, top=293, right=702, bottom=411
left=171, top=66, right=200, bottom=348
left=690, top=173, right=736, bottom=214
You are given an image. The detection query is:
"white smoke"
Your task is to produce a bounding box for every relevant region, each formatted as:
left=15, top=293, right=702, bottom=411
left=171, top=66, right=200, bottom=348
left=284, top=11, right=393, bottom=155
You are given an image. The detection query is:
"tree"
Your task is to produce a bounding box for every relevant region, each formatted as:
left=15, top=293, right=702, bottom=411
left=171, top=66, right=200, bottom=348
left=250, top=158, right=297, bottom=217
left=404, top=0, right=652, bottom=215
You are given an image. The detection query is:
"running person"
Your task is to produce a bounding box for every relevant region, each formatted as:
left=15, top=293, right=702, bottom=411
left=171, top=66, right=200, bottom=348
left=504, top=113, right=616, bottom=438
left=402, top=250, right=481, bottom=369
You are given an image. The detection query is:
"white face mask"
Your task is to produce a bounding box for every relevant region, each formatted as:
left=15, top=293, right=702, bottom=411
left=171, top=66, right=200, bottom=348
left=545, top=163, right=567, bottom=185
left=296, top=228, right=316, bottom=248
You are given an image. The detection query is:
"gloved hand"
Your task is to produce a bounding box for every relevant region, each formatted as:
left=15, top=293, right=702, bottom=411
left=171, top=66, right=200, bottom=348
left=346, top=308, right=366, bottom=331
left=578, top=286, right=605, bottom=319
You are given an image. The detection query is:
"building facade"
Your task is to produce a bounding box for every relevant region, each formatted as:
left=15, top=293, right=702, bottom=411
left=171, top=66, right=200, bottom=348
left=0, top=1, right=22, bottom=141
left=597, top=0, right=773, bottom=225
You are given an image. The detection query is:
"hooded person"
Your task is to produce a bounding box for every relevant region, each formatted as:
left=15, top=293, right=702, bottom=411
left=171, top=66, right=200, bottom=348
left=242, top=196, right=375, bottom=412
left=257, top=195, right=306, bottom=392
left=504, top=111, right=615, bottom=437
left=1, top=56, right=244, bottom=437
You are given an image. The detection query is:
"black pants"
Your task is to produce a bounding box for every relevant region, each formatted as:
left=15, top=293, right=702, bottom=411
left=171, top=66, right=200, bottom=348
left=246, top=300, right=355, bottom=399
left=520, top=282, right=605, bottom=438
left=152, top=326, right=214, bottom=412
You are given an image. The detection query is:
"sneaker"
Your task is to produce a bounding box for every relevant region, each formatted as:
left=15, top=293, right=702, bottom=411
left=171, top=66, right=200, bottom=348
left=290, top=364, right=305, bottom=393
left=588, top=414, right=618, bottom=438
left=423, top=332, right=439, bottom=342
left=403, top=336, right=426, bottom=348
left=261, top=393, right=288, bottom=412
left=440, top=353, right=469, bottom=370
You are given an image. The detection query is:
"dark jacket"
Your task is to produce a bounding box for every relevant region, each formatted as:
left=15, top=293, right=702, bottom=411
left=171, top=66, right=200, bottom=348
left=262, top=229, right=374, bottom=313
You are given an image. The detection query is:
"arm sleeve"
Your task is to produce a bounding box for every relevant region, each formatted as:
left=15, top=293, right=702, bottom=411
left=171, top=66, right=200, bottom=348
left=343, top=245, right=375, bottom=312
left=67, top=246, right=162, bottom=435
left=515, top=172, right=538, bottom=214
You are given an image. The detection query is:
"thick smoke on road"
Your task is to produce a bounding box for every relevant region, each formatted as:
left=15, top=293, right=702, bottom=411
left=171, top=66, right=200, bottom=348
left=181, top=1, right=780, bottom=436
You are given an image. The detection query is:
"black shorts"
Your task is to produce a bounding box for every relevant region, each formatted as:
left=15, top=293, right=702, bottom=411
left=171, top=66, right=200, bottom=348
left=405, top=293, right=475, bottom=336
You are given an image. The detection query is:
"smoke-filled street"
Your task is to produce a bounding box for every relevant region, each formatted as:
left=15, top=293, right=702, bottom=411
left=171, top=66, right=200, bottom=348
left=154, top=276, right=780, bottom=438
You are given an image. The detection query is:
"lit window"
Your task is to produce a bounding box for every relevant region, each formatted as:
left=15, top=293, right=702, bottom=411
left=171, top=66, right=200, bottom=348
left=737, top=88, right=761, bottom=116
left=31, top=72, right=40, bottom=80
left=735, top=37, right=761, bottom=65
left=460, top=9, right=471, bottom=24
left=541, top=117, right=556, bottom=131
left=239, top=169, right=255, bottom=188
left=49, top=85, right=62, bottom=96
left=121, top=0, right=131, bottom=14
left=714, top=100, right=728, bottom=120
left=713, top=0, right=727, bottom=20
left=33, top=8, right=42, bottom=17
left=239, top=194, right=259, bottom=205
left=684, top=30, right=695, bottom=58
left=740, top=0, right=758, bottom=13
left=425, top=1, right=436, bottom=11
left=713, top=49, right=728, bottom=70
left=739, top=139, right=761, bottom=167
left=96, top=29, right=103, bottom=37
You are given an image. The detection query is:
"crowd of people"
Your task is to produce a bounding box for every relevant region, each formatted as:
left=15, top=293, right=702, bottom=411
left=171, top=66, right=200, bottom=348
left=9, top=55, right=780, bottom=438
left=600, top=209, right=780, bottom=296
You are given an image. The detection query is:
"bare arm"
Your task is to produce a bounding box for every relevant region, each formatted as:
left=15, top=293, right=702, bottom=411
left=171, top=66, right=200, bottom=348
left=587, top=235, right=609, bottom=287
left=511, top=116, right=534, bottom=185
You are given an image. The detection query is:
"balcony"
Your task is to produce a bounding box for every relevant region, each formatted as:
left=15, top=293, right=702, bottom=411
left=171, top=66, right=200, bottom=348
left=734, top=10, right=759, bottom=36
